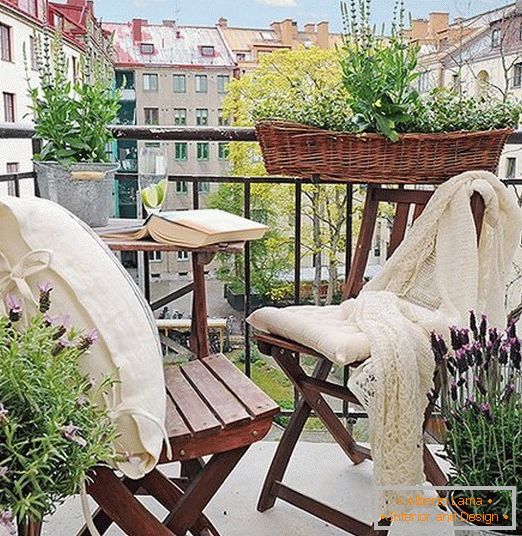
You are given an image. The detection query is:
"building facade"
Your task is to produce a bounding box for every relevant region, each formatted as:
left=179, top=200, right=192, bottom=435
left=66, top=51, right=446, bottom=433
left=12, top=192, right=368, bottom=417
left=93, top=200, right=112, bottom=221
left=103, top=19, right=237, bottom=277
left=0, top=0, right=112, bottom=195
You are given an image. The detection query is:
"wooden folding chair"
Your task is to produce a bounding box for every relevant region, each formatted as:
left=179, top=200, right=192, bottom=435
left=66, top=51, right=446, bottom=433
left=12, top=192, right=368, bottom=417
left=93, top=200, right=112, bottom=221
left=78, top=353, right=279, bottom=536
left=254, top=184, right=485, bottom=536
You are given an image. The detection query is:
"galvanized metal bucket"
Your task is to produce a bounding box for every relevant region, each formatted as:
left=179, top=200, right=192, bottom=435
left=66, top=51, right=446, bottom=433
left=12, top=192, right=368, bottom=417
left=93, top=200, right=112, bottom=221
left=34, top=161, right=118, bottom=227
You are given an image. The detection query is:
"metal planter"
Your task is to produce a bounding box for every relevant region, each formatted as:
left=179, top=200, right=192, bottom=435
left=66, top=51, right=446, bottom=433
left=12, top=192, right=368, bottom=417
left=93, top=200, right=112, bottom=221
left=34, top=161, right=118, bottom=227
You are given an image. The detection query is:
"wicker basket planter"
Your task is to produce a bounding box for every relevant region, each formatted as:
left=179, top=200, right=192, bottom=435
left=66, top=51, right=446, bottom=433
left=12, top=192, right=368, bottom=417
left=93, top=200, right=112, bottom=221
left=256, top=120, right=513, bottom=184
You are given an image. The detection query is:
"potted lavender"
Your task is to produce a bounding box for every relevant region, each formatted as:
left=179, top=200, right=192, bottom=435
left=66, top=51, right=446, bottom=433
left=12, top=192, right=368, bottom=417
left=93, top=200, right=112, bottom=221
left=431, top=313, right=521, bottom=535
left=0, top=284, right=117, bottom=536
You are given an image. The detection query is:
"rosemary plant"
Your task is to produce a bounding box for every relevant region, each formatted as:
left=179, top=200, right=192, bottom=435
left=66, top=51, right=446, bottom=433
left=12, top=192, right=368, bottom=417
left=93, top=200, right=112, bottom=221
left=430, top=312, right=521, bottom=526
left=0, top=285, right=117, bottom=533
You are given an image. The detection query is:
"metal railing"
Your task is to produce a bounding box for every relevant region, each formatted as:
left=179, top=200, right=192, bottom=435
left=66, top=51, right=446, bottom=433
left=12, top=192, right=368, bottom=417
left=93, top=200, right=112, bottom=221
left=1, top=121, right=520, bottom=420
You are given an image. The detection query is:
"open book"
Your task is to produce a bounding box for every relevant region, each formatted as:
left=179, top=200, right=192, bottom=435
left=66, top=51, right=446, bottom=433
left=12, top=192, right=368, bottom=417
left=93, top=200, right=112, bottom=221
left=103, top=209, right=268, bottom=248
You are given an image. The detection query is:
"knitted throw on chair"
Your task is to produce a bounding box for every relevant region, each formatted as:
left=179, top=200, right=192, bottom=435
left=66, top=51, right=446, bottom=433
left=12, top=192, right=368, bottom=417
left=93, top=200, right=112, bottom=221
left=344, top=171, right=522, bottom=514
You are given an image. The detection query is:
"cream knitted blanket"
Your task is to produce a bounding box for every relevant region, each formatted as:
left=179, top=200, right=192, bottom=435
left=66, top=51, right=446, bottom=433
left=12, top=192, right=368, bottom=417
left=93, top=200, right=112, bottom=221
left=343, top=171, right=522, bottom=514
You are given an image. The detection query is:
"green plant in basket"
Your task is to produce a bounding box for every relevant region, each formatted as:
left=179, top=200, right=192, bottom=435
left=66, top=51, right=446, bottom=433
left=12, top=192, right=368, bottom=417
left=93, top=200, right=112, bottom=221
left=430, top=313, right=521, bottom=531
left=0, top=283, right=118, bottom=532
left=340, top=0, right=421, bottom=141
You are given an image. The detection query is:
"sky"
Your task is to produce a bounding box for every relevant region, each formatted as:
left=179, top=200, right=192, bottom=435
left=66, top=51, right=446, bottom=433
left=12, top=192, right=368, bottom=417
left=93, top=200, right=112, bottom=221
left=84, top=0, right=512, bottom=31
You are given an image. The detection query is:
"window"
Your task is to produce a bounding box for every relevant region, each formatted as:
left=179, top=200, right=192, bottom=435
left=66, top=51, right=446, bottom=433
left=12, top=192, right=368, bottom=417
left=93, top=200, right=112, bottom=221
left=451, top=72, right=461, bottom=90
left=148, top=251, right=163, bottom=263
left=29, top=36, right=37, bottom=70
left=506, top=157, right=517, bottom=179
left=3, top=93, right=15, bottom=122
left=236, top=52, right=246, bottom=61
left=218, top=110, right=230, bottom=126
left=143, top=73, right=158, bottom=92
left=173, top=108, right=187, bottom=125
left=195, top=75, right=208, bottom=93
left=197, top=142, right=209, bottom=161
left=176, top=181, right=188, bottom=193
left=177, top=251, right=189, bottom=261
left=20, top=0, right=38, bottom=16
left=71, top=55, right=78, bottom=81
left=140, top=43, right=155, bottom=55
left=514, top=63, right=522, bottom=88
left=175, top=142, right=188, bottom=161
left=491, top=28, right=501, bottom=47
left=197, top=182, right=209, bottom=193
left=144, top=107, right=159, bottom=125
left=417, top=71, right=430, bottom=93
left=217, top=75, right=230, bottom=94
left=6, top=163, right=18, bottom=195
left=0, top=24, right=12, bottom=62
left=519, top=23, right=522, bottom=41
left=196, top=108, right=208, bottom=126
left=54, top=13, right=64, bottom=31
left=200, top=46, right=215, bottom=57
left=173, top=74, right=186, bottom=93
left=218, top=143, right=229, bottom=160
left=144, top=142, right=160, bottom=148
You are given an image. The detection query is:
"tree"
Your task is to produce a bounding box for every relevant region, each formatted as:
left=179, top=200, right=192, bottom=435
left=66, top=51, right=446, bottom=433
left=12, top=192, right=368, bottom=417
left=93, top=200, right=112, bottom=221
left=212, top=47, right=357, bottom=305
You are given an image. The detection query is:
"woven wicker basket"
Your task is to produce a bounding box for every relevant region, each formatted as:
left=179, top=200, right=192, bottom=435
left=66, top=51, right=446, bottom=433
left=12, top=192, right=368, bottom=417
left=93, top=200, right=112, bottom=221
left=256, top=120, right=513, bottom=184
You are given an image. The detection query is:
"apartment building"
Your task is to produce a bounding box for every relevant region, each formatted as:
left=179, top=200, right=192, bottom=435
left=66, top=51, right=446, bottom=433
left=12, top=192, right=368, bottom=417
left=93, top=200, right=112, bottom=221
left=0, top=0, right=112, bottom=195
left=409, top=3, right=522, bottom=180
left=217, top=17, right=341, bottom=73
left=103, top=19, right=237, bottom=277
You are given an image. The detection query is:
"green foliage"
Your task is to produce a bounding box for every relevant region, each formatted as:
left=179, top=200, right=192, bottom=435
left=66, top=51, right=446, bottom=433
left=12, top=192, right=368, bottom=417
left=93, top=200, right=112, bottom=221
left=0, top=289, right=117, bottom=525
left=27, top=33, right=120, bottom=166
left=340, top=0, right=420, bottom=141
left=431, top=314, right=521, bottom=523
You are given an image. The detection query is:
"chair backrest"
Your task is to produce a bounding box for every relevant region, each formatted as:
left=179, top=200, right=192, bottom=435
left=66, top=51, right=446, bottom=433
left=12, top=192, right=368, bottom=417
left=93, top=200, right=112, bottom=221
left=343, top=185, right=485, bottom=301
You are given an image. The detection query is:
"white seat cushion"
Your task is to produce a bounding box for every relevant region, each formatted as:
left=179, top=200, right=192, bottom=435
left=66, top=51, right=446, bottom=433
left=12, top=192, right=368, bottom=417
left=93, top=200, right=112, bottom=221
left=247, top=304, right=370, bottom=366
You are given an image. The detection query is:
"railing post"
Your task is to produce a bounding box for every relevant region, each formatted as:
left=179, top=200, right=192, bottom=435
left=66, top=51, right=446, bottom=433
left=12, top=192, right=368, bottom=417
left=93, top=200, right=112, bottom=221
left=244, top=180, right=252, bottom=377
left=343, top=183, right=353, bottom=420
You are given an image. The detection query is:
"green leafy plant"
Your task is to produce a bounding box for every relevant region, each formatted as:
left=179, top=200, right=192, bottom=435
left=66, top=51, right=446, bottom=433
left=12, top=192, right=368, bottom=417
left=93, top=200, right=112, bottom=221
left=27, top=33, right=120, bottom=166
left=0, top=284, right=117, bottom=531
left=430, top=313, right=521, bottom=528
left=340, top=0, right=420, bottom=141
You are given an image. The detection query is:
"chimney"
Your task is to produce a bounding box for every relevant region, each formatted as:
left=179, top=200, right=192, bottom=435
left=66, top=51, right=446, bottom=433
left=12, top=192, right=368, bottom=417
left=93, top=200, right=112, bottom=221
left=304, top=23, right=316, bottom=35
left=279, top=19, right=294, bottom=46
left=410, top=18, right=428, bottom=39
left=428, top=12, right=449, bottom=35
left=162, top=19, right=176, bottom=28
left=317, top=20, right=329, bottom=49
left=66, top=0, right=87, bottom=6
left=132, top=18, right=146, bottom=42
left=218, top=17, right=228, bottom=28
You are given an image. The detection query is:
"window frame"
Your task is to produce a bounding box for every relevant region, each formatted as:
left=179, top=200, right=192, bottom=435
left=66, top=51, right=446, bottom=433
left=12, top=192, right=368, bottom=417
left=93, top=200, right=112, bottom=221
left=143, top=73, right=159, bottom=92
left=195, top=108, right=209, bottom=126
left=218, top=142, right=229, bottom=160
left=196, top=142, right=210, bottom=161
left=176, top=180, right=188, bottom=193
left=140, top=43, right=155, bottom=55
left=173, top=108, right=187, bottom=126
left=514, top=63, right=522, bottom=88
left=148, top=250, right=163, bottom=263
left=177, top=250, right=189, bottom=261
left=217, top=74, right=230, bottom=94
left=195, top=74, right=208, bottom=93
left=506, top=157, right=517, bottom=179
left=491, top=28, right=501, bottom=48
left=3, top=92, right=15, bottom=123
left=173, top=74, right=186, bottom=93
left=0, top=23, right=12, bottom=62
left=200, top=46, right=215, bottom=57
left=175, top=142, right=188, bottom=161
left=143, top=107, right=159, bottom=126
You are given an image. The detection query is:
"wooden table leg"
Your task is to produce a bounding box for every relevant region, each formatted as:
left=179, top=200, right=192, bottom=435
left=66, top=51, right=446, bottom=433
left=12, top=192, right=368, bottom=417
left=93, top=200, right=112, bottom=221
left=190, top=252, right=211, bottom=358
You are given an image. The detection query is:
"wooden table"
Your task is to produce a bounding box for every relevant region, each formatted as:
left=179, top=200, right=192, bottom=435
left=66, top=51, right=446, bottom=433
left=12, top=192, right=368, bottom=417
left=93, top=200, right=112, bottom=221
left=95, top=219, right=244, bottom=358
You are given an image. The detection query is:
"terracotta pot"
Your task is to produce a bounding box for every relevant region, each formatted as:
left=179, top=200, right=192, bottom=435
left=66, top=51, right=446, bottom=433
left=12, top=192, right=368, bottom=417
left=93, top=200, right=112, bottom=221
left=17, top=519, right=43, bottom=536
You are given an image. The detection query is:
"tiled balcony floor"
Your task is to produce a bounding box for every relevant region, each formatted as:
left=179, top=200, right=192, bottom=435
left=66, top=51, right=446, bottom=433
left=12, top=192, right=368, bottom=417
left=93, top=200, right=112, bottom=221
left=33, top=439, right=456, bottom=536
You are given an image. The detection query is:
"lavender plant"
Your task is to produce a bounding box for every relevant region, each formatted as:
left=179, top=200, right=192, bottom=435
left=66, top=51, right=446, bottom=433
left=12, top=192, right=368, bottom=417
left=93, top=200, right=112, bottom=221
left=0, top=285, right=117, bottom=533
left=430, top=312, right=521, bottom=527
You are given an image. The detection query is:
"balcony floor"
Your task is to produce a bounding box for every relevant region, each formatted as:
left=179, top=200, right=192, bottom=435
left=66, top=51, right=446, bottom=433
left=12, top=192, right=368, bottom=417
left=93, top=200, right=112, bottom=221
left=23, top=438, right=455, bottom=536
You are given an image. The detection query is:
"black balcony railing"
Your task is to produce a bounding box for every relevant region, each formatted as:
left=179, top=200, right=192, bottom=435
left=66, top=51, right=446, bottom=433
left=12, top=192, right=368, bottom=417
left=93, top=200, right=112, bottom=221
left=1, top=121, right=520, bottom=420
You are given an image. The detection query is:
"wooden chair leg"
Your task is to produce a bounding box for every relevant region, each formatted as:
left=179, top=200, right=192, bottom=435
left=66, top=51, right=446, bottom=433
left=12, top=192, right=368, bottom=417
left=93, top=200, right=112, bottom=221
left=165, top=446, right=249, bottom=535
left=77, top=478, right=141, bottom=536
left=271, top=347, right=366, bottom=465
left=142, top=469, right=221, bottom=536
left=86, top=466, right=174, bottom=536
left=257, top=357, right=332, bottom=512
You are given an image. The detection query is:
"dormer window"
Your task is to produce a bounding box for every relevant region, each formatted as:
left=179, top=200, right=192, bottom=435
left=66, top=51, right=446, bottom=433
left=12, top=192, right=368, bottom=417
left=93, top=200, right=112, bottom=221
left=140, top=43, right=155, bottom=54
left=200, top=45, right=215, bottom=57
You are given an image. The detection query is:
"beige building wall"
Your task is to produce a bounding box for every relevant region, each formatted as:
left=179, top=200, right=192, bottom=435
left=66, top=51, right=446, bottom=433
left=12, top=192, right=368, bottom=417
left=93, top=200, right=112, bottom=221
left=134, top=65, right=232, bottom=278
